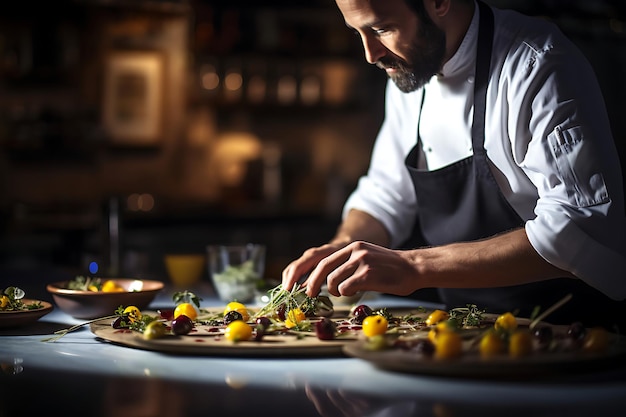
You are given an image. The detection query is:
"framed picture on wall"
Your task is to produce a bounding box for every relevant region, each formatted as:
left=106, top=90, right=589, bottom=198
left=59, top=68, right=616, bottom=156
left=102, top=51, right=163, bottom=146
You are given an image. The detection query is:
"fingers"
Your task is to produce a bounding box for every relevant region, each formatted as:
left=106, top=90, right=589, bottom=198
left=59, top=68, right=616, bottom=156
left=283, top=241, right=373, bottom=297
left=281, top=244, right=338, bottom=290
left=306, top=245, right=357, bottom=297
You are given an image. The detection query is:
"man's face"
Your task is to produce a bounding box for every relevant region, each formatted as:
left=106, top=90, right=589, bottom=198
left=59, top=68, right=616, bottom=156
left=336, top=0, right=446, bottom=92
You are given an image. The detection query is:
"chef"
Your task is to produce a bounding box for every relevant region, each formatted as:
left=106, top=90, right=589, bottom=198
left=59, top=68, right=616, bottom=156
left=282, top=0, right=626, bottom=330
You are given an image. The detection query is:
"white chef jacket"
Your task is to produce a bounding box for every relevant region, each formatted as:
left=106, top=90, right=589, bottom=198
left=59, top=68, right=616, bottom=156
left=342, top=2, right=626, bottom=300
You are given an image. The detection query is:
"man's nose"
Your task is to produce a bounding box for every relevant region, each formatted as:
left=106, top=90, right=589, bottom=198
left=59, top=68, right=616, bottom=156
left=361, top=34, right=386, bottom=64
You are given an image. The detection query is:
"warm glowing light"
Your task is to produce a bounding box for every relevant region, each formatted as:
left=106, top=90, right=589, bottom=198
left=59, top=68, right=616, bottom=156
left=202, top=73, right=220, bottom=90
left=127, top=193, right=155, bottom=212
left=224, top=71, right=243, bottom=91
left=138, top=193, right=155, bottom=211
left=277, top=75, right=297, bottom=104
left=212, top=132, right=263, bottom=187
left=127, top=193, right=140, bottom=211
left=300, top=76, right=321, bottom=105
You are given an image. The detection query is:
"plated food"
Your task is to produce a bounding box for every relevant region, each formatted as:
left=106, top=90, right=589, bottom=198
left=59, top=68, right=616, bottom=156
left=0, top=286, right=53, bottom=328
left=89, top=288, right=353, bottom=356
left=47, top=277, right=163, bottom=319
left=75, top=286, right=626, bottom=376
left=39, top=283, right=625, bottom=376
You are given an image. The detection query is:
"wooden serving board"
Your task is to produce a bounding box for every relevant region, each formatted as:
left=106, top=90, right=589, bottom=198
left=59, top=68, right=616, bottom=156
left=91, top=318, right=357, bottom=357
left=89, top=304, right=378, bottom=357
left=343, top=327, right=626, bottom=378
left=90, top=306, right=433, bottom=357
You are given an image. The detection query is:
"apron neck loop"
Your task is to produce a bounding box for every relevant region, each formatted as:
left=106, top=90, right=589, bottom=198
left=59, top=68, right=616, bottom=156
left=471, top=1, right=495, bottom=155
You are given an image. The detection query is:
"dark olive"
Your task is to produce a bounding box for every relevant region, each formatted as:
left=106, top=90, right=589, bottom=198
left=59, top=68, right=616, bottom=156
left=171, top=315, right=194, bottom=335
left=158, top=309, right=174, bottom=320
left=533, top=326, right=553, bottom=351
left=111, top=316, right=126, bottom=329
left=352, top=304, right=373, bottom=325
left=567, top=321, right=586, bottom=341
left=315, top=317, right=337, bottom=340
left=256, top=316, right=271, bottom=330
left=223, top=310, right=243, bottom=325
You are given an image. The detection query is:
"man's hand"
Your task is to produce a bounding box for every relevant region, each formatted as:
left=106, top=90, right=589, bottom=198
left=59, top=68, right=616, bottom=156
left=281, top=242, right=350, bottom=291
left=282, top=209, right=392, bottom=293
left=301, top=241, right=420, bottom=298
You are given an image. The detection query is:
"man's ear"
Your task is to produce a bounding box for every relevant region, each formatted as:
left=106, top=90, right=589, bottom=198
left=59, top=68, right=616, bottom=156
left=426, top=0, right=451, bottom=18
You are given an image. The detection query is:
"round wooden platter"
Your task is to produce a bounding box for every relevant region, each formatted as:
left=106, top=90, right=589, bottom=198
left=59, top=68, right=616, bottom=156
left=91, top=318, right=355, bottom=357
left=89, top=306, right=428, bottom=357
left=343, top=328, right=626, bottom=379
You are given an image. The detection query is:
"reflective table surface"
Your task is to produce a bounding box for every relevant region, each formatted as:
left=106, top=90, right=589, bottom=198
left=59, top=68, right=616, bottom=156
left=1, top=283, right=626, bottom=417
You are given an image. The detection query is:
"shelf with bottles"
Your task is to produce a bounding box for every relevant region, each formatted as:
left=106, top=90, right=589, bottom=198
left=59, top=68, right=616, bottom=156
left=189, top=53, right=381, bottom=111
left=187, top=1, right=374, bottom=110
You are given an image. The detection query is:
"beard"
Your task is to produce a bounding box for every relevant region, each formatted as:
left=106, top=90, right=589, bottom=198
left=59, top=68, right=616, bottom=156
left=376, top=18, right=446, bottom=93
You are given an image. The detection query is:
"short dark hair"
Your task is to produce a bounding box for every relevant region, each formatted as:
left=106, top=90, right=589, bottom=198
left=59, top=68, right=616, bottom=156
left=403, top=0, right=473, bottom=18
left=403, top=0, right=428, bottom=18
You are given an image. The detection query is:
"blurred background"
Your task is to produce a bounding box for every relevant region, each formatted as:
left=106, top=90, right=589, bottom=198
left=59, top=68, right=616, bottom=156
left=0, top=0, right=624, bottom=287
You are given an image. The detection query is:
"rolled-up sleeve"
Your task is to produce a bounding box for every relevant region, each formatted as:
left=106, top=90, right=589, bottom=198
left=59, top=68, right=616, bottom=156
left=510, top=33, right=626, bottom=300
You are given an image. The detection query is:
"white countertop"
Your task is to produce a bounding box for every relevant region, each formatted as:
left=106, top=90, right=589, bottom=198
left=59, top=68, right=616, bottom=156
left=1, top=284, right=625, bottom=417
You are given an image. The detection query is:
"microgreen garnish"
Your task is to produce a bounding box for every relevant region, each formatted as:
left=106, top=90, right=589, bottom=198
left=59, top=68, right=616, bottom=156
left=252, top=283, right=330, bottom=320
left=449, top=304, right=486, bottom=328
left=373, top=307, right=393, bottom=321
left=173, top=290, right=202, bottom=308
left=67, top=276, right=103, bottom=291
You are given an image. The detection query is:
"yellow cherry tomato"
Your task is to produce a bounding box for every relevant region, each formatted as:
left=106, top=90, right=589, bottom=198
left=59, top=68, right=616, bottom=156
left=428, top=321, right=453, bottom=343
left=224, top=302, right=250, bottom=322
left=0, top=295, right=9, bottom=309
left=225, top=320, right=253, bottom=342
left=434, top=331, right=463, bottom=359
left=123, top=306, right=142, bottom=322
left=285, top=308, right=306, bottom=329
left=88, top=285, right=99, bottom=292
left=362, top=315, right=389, bottom=337
left=583, top=327, right=610, bottom=353
left=479, top=331, right=505, bottom=358
left=494, top=312, right=518, bottom=332
left=143, top=321, right=167, bottom=340
left=174, top=302, right=198, bottom=320
left=509, top=330, right=533, bottom=357
left=425, top=309, right=450, bottom=326
left=101, top=280, right=125, bottom=293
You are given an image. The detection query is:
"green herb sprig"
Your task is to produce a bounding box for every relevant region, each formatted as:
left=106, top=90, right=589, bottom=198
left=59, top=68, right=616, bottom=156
left=449, top=304, right=486, bottom=328
left=41, top=305, right=157, bottom=342
left=252, top=283, right=331, bottom=320
left=173, top=290, right=203, bottom=308
left=41, top=314, right=118, bottom=342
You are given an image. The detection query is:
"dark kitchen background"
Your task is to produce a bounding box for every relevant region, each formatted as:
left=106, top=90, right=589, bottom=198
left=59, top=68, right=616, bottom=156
left=1, top=0, right=624, bottom=288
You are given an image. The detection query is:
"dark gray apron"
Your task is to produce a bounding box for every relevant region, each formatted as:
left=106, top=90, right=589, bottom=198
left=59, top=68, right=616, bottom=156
left=404, top=1, right=625, bottom=330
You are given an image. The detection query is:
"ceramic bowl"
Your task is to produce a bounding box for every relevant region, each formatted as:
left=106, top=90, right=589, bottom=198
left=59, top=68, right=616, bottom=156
left=46, top=278, right=164, bottom=319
